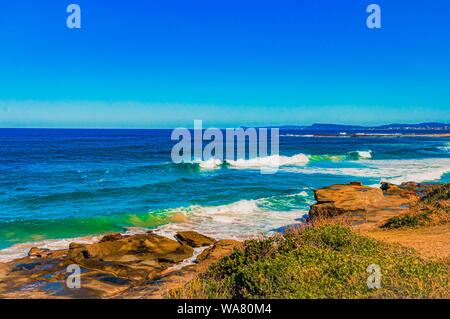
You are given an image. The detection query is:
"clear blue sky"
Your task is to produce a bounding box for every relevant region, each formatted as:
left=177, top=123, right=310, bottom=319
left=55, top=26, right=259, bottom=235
left=0, top=0, right=449, bottom=128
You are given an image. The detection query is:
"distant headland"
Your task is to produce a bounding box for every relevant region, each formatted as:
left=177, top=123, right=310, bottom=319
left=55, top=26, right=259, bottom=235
left=278, top=122, right=450, bottom=131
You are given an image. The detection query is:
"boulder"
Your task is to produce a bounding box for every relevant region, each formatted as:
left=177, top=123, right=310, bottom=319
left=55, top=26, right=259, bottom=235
left=157, top=244, right=194, bottom=263
left=309, top=183, right=385, bottom=219
left=175, top=231, right=216, bottom=247
left=28, top=247, right=51, bottom=258
left=0, top=231, right=226, bottom=298
left=65, top=233, right=195, bottom=283
left=196, top=239, right=242, bottom=263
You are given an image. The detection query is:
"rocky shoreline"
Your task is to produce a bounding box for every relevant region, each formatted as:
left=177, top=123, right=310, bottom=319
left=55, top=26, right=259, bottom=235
left=0, top=230, right=241, bottom=298
left=0, top=181, right=448, bottom=299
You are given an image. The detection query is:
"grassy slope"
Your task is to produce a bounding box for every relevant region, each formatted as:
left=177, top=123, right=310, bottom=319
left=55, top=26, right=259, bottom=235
left=169, top=224, right=449, bottom=299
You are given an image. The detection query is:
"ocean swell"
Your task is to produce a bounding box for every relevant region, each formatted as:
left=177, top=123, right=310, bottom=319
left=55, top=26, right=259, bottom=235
left=0, top=192, right=312, bottom=262
left=177, top=150, right=372, bottom=171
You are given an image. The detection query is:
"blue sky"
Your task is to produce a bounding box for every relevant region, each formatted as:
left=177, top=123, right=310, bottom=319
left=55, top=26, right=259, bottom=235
left=0, top=0, right=449, bottom=128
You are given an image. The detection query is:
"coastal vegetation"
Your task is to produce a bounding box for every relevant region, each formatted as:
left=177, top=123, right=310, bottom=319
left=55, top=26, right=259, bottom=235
left=168, top=224, right=449, bottom=299
left=1, top=182, right=449, bottom=299
left=382, top=183, right=450, bottom=229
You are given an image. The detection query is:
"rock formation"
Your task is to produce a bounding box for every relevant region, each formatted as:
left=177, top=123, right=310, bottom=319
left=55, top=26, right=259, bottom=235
left=0, top=230, right=239, bottom=299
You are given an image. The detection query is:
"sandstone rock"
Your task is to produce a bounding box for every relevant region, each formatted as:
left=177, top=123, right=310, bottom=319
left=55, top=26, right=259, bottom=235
left=48, top=250, right=68, bottom=259
left=69, top=242, right=86, bottom=250
left=196, top=239, right=242, bottom=263
left=157, top=244, right=194, bottom=263
left=99, top=233, right=123, bottom=243
left=142, top=234, right=181, bottom=254
left=0, top=232, right=228, bottom=298
left=0, top=263, right=11, bottom=279
left=64, top=233, right=195, bottom=284
left=116, top=239, right=243, bottom=299
left=175, top=231, right=216, bottom=247
left=309, top=202, right=347, bottom=219
left=309, top=183, right=385, bottom=219
left=28, top=247, right=51, bottom=258
left=381, top=182, right=419, bottom=200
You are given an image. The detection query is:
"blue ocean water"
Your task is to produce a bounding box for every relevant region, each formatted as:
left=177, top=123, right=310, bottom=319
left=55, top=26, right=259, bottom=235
left=0, top=128, right=449, bottom=259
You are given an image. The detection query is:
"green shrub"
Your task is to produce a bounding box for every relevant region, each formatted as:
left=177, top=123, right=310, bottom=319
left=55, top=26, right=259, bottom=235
left=381, top=212, right=431, bottom=229
left=169, top=225, right=449, bottom=299
left=421, top=183, right=450, bottom=204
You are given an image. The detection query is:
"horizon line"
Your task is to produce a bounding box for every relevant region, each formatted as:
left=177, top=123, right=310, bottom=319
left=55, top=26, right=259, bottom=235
left=1, top=122, right=450, bottom=131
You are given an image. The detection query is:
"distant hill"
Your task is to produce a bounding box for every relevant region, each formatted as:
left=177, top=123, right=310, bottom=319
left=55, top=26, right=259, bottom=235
left=373, top=122, right=450, bottom=130
left=304, top=123, right=364, bottom=131
left=280, top=122, right=450, bottom=131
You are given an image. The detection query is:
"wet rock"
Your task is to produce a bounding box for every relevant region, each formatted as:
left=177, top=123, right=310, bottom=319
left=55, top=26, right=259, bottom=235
left=64, top=233, right=195, bottom=283
left=115, top=239, right=243, bottom=299
left=175, top=231, right=216, bottom=247
left=0, top=232, right=229, bottom=298
left=380, top=182, right=394, bottom=191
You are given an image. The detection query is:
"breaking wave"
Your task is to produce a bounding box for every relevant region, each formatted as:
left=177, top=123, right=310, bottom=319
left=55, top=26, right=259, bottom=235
left=177, top=150, right=372, bottom=171
left=0, top=192, right=312, bottom=262
left=438, top=142, right=450, bottom=152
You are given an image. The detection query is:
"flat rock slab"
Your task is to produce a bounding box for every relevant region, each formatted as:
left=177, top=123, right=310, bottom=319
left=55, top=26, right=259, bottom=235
left=175, top=231, right=216, bottom=247
left=309, top=183, right=419, bottom=225
left=115, top=239, right=243, bottom=299
left=0, top=231, right=215, bottom=299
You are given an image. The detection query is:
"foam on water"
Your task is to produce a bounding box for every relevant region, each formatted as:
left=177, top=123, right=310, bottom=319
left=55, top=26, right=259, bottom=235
left=188, top=150, right=373, bottom=172
left=227, top=153, right=310, bottom=169
left=0, top=235, right=102, bottom=262
left=0, top=192, right=312, bottom=262
left=153, top=196, right=309, bottom=241
left=438, top=142, right=450, bottom=152
left=188, top=153, right=311, bottom=170
left=354, top=150, right=372, bottom=159
left=284, top=158, right=450, bottom=185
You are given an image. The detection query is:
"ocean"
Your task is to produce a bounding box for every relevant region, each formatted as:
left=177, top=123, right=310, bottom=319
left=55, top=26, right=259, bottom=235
left=1, top=128, right=449, bottom=261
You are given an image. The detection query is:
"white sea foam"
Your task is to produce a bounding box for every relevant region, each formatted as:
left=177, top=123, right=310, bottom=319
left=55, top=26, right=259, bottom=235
left=280, top=134, right=315, bottom=138
left=194, top=150, right=374, bottom=171
left=193, top=153, right=311, bottom=170
left=198, top=158, right=223, bottom=170
left=153, top=196, right=310, bottom=241
left=0, top=235, right=102, bottom=263
left=355, top=150, right=372, bottom=159
left=284, top=158, right=450, bottom=185
left=438, top=142, right=450, bottom=152
left=0, top=194, right=311, bottom=262
left=227, top=153, right=310, bottom=169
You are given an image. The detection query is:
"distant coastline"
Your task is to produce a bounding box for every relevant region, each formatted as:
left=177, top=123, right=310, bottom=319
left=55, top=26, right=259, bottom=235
left=2, top=122, right=450, bottom=131
left=276, top=122, right=450, bottom=131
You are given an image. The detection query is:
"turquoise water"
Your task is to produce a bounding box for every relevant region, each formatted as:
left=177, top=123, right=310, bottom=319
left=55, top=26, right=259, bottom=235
left=0, top=129, right=449, bottom=259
